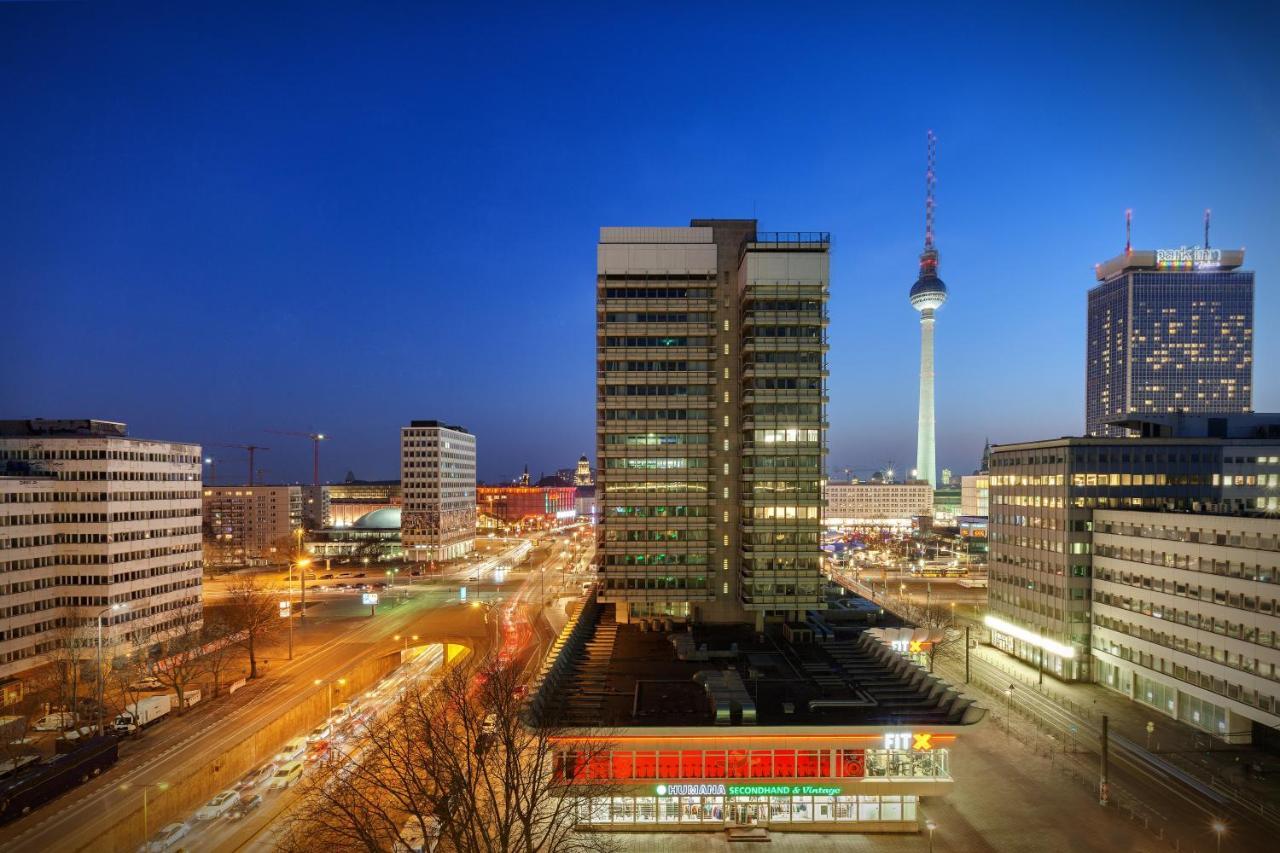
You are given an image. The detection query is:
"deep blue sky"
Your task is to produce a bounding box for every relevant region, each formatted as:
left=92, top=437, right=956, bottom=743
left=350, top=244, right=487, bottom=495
left=3, top=2, right=1277, bottom=484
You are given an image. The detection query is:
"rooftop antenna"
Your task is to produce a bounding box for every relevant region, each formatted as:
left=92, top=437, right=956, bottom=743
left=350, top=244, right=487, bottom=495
left=1204, top=208, right=1211, bottom=249
left=1125, top=208, right=1132, bottom=255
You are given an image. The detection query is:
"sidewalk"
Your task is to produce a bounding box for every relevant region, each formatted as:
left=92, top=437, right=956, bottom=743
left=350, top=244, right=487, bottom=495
left=959, top=640, right=1280, bottom=808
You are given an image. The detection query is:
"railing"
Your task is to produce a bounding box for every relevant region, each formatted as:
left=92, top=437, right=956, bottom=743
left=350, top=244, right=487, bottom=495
left=752, top=232, right=831, bottom=245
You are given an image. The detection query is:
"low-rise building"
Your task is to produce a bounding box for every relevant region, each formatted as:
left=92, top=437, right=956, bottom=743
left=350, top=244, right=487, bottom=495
left=304, top=507, right=402, bottom=562
left=327, top=479, right=401, bottom=528
left=959, top=475, right=988, bottom=517
left=202, top=485, right=301, bottom=565
left=824, top=482, right=933, bottom=530
left=0, top=419, right=203, bottom=682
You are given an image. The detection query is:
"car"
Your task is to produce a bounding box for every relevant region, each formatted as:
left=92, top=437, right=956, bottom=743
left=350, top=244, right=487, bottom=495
left=338, top=572, right=353, bottom=578
left=307, top=739, right=332, bottom=762
left=354, top=572, right=366, bottom=578
left=269, top=760, right=303, bottom=789
left=274, top=738, right=306, bottom=763
left=144, top=822, right=190, bottom=852
left=306, top=722, right=332, bottom=744
left=236, top=762, right=276, bottom=790
left=320, top=573, right=333, bottom=579
left=329, top=701, right=352, bottom=721
left=195, top=789, right=240, bottom=820
left=131, top=676, right=163, bottom=690
left=228, top=792, right=263, bottom=820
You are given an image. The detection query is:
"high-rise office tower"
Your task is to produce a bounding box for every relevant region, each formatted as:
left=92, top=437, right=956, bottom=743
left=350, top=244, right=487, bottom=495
left=597, top=221, right=829, bottom=629
left=400, top=420, right=476, bottom=562
left=910, top=131, right=947, bottom=488
left=1087, top=229, right=1253, bottom=437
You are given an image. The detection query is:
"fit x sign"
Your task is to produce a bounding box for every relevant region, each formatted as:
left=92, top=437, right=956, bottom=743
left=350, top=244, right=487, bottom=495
left=883, top=732, right=935, bottom=751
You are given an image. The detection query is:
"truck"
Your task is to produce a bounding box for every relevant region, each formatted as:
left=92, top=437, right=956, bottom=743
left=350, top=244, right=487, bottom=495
left=182, top=689, right=202, bottom=709
left=113, top=694, right=171, bottom=734
left=0, top=735, right=118, bottom=824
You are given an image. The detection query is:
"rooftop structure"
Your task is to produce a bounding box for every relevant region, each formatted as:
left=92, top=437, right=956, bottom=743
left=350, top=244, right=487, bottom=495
left=909, top=132, right=946, bottom=488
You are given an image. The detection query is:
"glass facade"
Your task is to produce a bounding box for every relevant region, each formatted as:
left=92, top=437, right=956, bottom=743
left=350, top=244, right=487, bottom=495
left=1086, top=269, right=1253, bottom=437
left=574, top=793, right=918, bottom=827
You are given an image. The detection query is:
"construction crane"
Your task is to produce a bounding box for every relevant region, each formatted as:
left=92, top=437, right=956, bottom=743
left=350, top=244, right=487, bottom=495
left=204, top=443, right=270, bottom=486
left=267, top=430, right=328, bottom=485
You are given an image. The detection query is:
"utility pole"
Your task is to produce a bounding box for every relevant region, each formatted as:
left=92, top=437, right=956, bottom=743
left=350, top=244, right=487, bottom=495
left=964, top=626, right=970, bottom=684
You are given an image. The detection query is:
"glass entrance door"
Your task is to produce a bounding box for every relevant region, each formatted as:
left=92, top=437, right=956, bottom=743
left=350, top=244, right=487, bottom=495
left=727, top=801, right=767, bottom=825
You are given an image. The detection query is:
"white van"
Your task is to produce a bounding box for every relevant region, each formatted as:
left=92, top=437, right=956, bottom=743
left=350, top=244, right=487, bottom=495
left=269, top=760, right=303, bottom=790
left=274, top=738, right=306, bottom=764
left=32, top=712, right=75, bottom=731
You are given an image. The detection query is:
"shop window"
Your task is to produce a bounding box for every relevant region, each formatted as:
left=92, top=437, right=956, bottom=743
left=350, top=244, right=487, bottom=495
left=658, top=751, right=680, bottom=777
left=680, top=750, right=703, bottom=778
left=588, top=754, right=610, bottom=779
left=636, top=798, right=657, bottom=823
left=750, top=750, right=772, bottom=777
left=611, top=751, right=633, bottom=780
left=658, top=796, right=680, bottom=822
left=796, top=750, right=819, bottom=777
left=858, top=795, right=881, bottom=821
left=881, top=795, right=903, bottom=821
left=727, top=749, right=749, bottom=778
left=773, top=750, right=796, bottom=778
left=633, top=751, right=657, bottom=779
left=835, top=796, right=856, bottom=821
left=838, top=749, right=865, bottom=777
left=791, top=797, right=813, bottom=821
left=704, top=751, right=726, bottom=777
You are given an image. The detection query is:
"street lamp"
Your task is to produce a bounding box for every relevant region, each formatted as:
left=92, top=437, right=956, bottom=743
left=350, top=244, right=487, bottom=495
left=1211, top=819, right=1226, bottom=853
left=94, top=603, right=127, bottom=734
left=121, top=780, right=169, bottom=842
left=294, top=556, right=312, bottom=625
left=925, top=819, right=937, bottom=853
left=392, top=634, right=419, bottom=652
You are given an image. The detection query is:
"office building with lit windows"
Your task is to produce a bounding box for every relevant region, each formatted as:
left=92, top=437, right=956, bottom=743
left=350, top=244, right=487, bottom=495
left=596, top=222, right=829, bottom=629
left=401, top=421, right=476, bottom=562
left=202, top=485, right=302, bottom=565
left=986, top=414, right=1280, bottom=685
left=1086, top=248, right=1253, bottom=437
left=0, top=419, right=203, bottom=683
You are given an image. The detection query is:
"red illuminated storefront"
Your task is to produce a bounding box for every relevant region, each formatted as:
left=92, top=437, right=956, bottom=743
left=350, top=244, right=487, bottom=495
left=478, top=486, right=576, bottom=524
left=550, top=730, right=956, bottom=832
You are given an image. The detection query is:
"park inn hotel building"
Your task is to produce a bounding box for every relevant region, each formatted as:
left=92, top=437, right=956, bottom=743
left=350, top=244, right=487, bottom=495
left=596, top=222, right=828, bottom=629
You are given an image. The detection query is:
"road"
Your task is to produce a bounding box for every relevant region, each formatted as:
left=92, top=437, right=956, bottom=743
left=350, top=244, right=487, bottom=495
left=169, top=535, right=592, bottom=853
left=0, top=540, right=537, bottom=853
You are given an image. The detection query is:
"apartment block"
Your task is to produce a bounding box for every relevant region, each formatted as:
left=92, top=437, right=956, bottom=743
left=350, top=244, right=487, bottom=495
left=824, top=482, right=933, bottom=528
left=1090, top=510, right=1279, bottom=743
left=201, top=485, right=302, bottom=565
left=0, top=419, right=203, bottom=682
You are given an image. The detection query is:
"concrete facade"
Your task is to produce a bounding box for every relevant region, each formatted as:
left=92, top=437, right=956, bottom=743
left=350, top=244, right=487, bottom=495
left=202, top=485, right=302, bottom=565
left=401, top=421, right=475, bottom=562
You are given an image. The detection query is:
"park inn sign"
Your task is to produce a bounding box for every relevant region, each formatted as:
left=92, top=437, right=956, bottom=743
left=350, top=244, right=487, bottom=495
left=1155, top=246, right=1222, bottom=269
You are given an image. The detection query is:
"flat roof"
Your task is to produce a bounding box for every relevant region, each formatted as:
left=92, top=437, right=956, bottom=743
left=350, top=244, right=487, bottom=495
left=537, top=606, right=981, bottom=731
left=1094, top=248, right=1245, bottom=281
left=405, top=420, right=470, bottom=434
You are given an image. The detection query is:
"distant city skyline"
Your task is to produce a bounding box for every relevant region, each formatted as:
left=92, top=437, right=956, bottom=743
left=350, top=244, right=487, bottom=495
left=2, top=3, right=1277, bottom=484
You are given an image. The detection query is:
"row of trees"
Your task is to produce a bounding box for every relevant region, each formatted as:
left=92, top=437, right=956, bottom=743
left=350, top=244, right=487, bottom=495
left=282, top=659, right=621, bottom=853
left=3, top=574, right=285, bottom=753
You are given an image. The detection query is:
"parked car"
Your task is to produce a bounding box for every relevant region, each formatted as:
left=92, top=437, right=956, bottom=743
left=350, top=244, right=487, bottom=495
left=228, top=792, right=263, bottom=820
left=32, top=712, right=75, bottom=732
left=131, top=676, right=163, bottom=691
left=236, top=762, right=276, bottom=791
left=144, top=822, right=189, bottom=852
left=268, top=760, right=303, bottom=789
left=195, top=789, right=239, bottom=820
left=319, top=573, right=333, bottom=580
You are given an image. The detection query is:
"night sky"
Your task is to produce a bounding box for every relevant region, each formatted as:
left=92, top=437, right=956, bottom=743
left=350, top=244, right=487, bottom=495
left=3, top=2, right=1277, bottom=484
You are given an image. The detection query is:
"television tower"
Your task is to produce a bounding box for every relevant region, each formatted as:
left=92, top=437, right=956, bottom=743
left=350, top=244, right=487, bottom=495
left=909, top=130, right=947, bottom=488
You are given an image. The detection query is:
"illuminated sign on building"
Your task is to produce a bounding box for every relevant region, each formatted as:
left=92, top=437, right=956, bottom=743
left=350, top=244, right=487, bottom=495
left=884, top=732, right=935, bottom=751
left=653, top=783, right=845, bottom=797
left=1155, top=246, right=1221, bottom=269
left=655, top=784, right=725, bottom=796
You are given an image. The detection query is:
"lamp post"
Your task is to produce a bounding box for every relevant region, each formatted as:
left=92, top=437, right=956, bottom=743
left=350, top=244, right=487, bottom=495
left=122, top=780, right=169, bottom=842
left=392, top=634, right=419, bottom=652
left=296, top=556, right=311, bottom=625
left=1212, top=819, right=1226, bottom=853
left=281, top=599, right=293, bottom=659
left=925, top=819, right=937, bottom=853
left=314, top=677, right=347, bottom=712
left=1004, top=684, right=1015, bottom=738
left=94, top=603, right=127, bottom=734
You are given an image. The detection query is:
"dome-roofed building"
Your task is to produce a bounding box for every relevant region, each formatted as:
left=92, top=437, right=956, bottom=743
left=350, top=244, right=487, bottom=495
left=305, top=506, right=402, bottom=561
left=353, top=507, right=401, bottom=530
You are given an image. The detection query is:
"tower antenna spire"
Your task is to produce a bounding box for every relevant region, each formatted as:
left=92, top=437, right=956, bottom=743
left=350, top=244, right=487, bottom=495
left=925, top=130, right=936, bottom=251
left=1125, top=208, right=1132, bottom=255
left=1204, top=208, right=1211, bottom=249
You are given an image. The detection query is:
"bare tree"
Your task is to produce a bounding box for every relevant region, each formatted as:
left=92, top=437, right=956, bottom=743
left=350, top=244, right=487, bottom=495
left=223, top=574, right=281, bottom=679
left=151, top=604, right=211, bottom=711
left=200, top=611, right=238, bottom=697
left=282, top=659, right=619, bottom=853
left=916, top=603, right=962, bottom=673
left=44, top=608, right=97, bottom=723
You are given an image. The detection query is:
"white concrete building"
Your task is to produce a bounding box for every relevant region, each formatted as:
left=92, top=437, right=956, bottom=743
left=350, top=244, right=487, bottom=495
left=1090, top=510, right=1280, bottom=744
left=0, top=419, right=203, bottom=682
left=400, top=421, right=476, bottom=562
left=824, top=482, right=934, bottom=529
left=959, top=474, right=988, bottom=517
left=202, top=485, right=302, bottom=565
